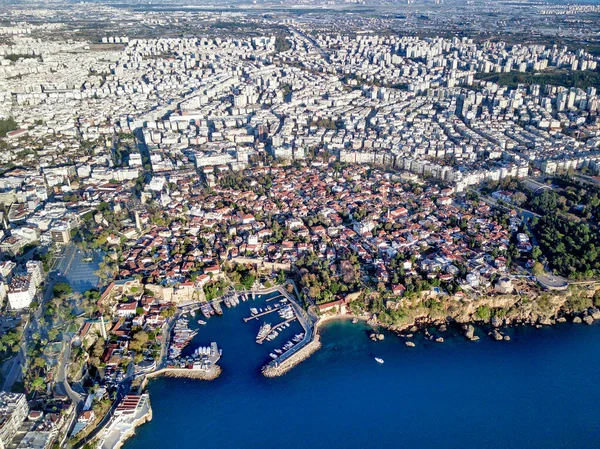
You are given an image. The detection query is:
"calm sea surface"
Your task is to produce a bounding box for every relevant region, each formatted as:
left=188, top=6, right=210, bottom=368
left=124, top=296, right=600, bottom=449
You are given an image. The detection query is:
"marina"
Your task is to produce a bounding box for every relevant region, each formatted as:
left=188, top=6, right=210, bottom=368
left=265, top=294, right=285, bottom=303
left=164, top=285, right=315, bottom=382
left=182, top=292, right=250, bottom=320
left=170, top=286, right=314, bottom=376
left=238, top=287, right=315, bottom=368
left=166, top=317, right=221, bottom=370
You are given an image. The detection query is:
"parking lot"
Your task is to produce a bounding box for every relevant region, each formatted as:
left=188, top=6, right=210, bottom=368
left=54, top=245, right=103, bottom=293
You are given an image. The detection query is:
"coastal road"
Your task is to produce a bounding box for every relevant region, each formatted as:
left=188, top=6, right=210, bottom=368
left=74, top=380, right=130, bottom=449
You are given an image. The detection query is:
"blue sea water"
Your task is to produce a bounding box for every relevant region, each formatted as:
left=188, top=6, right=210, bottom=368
left=124, top=297, right=600, bottom=449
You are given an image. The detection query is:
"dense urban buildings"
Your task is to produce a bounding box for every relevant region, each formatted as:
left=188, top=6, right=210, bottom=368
left=0, top=1, right=600, bottom=448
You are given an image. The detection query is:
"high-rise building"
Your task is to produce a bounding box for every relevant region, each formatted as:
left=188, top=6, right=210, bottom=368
left=25, top=261, right=44, bottom=287
left=49, top=226, right=70, bottom=245
left=0, top=392, right=28, bottom=449
left=7, top=274, right=36, bottom=310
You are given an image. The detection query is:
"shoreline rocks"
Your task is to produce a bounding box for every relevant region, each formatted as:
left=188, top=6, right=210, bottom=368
left=370, top=332, right=385, bottom=341
left=491, top=316, right=502, bottom=328
left=491, top=329, right=503, bottom=341
left=463, top=324, right=479, bottom=341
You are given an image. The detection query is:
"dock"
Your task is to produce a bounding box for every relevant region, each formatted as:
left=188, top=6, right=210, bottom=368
left=266, top=294, right=285, bottom=303
left=256, top=317, right=297, bottom=344
left=243, top=305, right=284, bottom=322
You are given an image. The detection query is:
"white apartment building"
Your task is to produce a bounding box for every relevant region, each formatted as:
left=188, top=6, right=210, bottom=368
left=26, top=260, right=44, bottom=287
left=0, top=392, right=28, bottom=449
left=7, top=274, right=36, bottom=310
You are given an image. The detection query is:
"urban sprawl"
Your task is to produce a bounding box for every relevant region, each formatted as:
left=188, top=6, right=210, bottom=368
left=1, top=1, right=600, bottom=449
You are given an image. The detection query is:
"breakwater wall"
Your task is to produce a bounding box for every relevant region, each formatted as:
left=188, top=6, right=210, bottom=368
left=262, top=335, right=322, bottom=377
left=146, top=366, right=222, bottom=382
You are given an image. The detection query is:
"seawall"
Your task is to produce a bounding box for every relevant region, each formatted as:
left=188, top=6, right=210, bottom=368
left=146, top=365, right=222, bottom=381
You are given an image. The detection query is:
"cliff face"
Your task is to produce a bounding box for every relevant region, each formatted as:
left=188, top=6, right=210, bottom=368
left=380, top=286, right=600, bottom=331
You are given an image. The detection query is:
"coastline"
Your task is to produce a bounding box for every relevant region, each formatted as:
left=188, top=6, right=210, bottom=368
left=98, top=394, right=152, bottom=449
left=260, top=298, right=600, bottom=377
left=111, top=314, right=600, bottom=449
left=124, top=287, right=600, bottom=449
left=115, top=367, right=220, bottom=448
left=111, top=406, right=153, bottom=449
left=119, top=305, right=600, bottom=448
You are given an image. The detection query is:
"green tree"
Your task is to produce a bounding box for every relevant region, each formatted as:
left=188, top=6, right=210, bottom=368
left=475, top=305, right=491, bottom=321
left=274, top=36, right=291, bottom=53
left=53, top=282, right=73, bottom=297
left=129, top=331, right=149, bottom=353
left=0, top=118, right=18, bottom=137
left=30, top=377, right=46, bottom=393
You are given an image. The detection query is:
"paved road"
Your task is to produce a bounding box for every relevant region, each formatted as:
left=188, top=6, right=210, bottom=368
left=54, top=244, right=77, bottom=274
left=474, top=190, right=540, bottom=220
left=73, top=380, right=131, bottom=449
left=157, top=316, right=177, bottom=370
left=288, top=26, right=331, bottom=63
left=574, top=174, right=600, bottom=187
left=55, top=340, right=83, bottom=408
left=2, top=345, right=26, bottom=392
